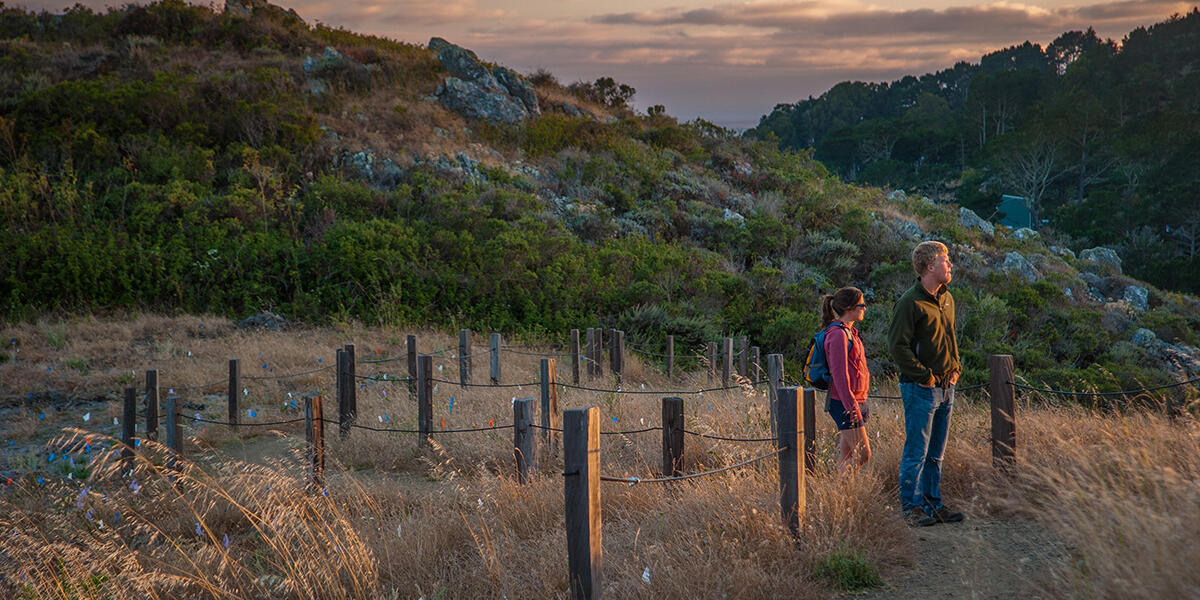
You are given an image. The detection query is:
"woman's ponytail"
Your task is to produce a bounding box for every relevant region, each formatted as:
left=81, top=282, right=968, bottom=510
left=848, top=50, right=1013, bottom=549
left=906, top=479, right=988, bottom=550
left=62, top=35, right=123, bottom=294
left=820, top=287, right=863, bottom=327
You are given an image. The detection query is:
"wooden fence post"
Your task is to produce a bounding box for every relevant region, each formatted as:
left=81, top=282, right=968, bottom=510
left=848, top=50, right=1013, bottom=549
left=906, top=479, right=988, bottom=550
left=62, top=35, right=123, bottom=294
left=990, top=354, right=1016, bottom=469
left=145, top=369, right=159, bottom=442
left=459, top=329, right=471, bottom=388
left=738, top=335, right=748, bottom=377
left=540, top=358, right=560, bottom=455
left=490, top=333, right=502, bottom=385
left=751, top=347, right=761, bottom=381
left=337, top=349, right=350, bottom=439
left=406, top=334, right=418, bottom=396
left=666, top=335, right=675, bottom=380
left=418, top=355, right=433, bottom=447
left=164, top=395, right=181, bottom=470
left=722, top=337, right=733, bottom=386
left=611, top=330, right=624, bottom=381
left=571, top=328, right=581, bottom=384
left=344, top=343, right=356, bottom=429
left=594, top=329, right=604, bottom=378
left=227, top=359, right=239, bottom=430
left=777, top=387, right=804, bottom=539
left=564, top=407, right=602, bottom=600
left=707, top=342, right=717, bottom=383
left=122, top=387, right=136, bottom=459
left=662, top=397, right=684, bottom=476
left=585, top=328, right=595, bottom=379
left=305, top=394, right=324, bottom=491
left=802, top=388, right=817, bottom=473
left=767, top=354, right=783, bottom=438
left=514, top=398, right=536, bottom=484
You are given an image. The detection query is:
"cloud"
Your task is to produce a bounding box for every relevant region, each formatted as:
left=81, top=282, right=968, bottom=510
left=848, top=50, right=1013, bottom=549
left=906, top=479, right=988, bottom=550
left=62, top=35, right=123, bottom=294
left=309, top=0, right=504, bottom=26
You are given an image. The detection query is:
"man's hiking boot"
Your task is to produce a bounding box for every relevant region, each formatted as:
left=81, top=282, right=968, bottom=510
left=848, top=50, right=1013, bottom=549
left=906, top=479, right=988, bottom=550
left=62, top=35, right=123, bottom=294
left=904, top=510, right=937, bottom=527
left=930, top=506, right=965, bottom=523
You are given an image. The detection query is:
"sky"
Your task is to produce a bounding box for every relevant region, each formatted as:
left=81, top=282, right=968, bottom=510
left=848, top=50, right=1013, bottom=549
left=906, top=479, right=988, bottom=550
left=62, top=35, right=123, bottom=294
left=16, top=0, right=1198, bottom=129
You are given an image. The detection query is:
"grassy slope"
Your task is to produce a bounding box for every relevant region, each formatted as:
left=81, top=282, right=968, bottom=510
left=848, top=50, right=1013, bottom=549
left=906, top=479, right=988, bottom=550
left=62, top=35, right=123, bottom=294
left=0, top=315, right=1197, bottom=598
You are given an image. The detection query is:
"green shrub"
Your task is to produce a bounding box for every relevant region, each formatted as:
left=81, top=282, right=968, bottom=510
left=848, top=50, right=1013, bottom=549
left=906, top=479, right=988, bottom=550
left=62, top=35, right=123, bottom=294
left=813, top=547, right=883, bottom=591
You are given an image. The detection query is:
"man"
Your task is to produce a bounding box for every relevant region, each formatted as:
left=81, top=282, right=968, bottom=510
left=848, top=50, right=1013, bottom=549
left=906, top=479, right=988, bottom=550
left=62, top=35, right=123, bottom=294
left=888, top=241, right=964, bottom=527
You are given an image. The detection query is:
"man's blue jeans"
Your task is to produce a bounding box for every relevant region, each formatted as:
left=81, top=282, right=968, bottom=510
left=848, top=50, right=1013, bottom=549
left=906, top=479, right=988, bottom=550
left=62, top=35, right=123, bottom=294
left=898, top=382, right=954, bottom=515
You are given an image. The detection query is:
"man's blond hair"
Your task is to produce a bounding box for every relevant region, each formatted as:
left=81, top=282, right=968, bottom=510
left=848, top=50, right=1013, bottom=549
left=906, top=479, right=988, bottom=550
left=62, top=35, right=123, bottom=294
left=912, top=241, right=948, bottom=275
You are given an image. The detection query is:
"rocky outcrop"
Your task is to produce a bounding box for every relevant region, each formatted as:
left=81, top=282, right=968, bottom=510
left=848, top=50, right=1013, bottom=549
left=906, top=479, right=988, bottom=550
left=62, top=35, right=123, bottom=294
left=887, top=189, right=907, bottom=202
left=959, top=207, right=994, bottom=236
left=892, top=218, right=923, bottom=239
left=239, top=311, right=287, bottom=330
left=1130, top=328, right=1200, bottom=380
left=337, top=149, right=405, bottom=189
left=1013, top=227, right=1038, bottom=241
left=1081, top=246, right=1122, bottom=274
left=1122, top=285, right=1149, bottom=311
left=999, top=251, right=1040, bottom=282
left=224, top=0, right=304, bottom=25
left=430, top=38, right=540, bottom=125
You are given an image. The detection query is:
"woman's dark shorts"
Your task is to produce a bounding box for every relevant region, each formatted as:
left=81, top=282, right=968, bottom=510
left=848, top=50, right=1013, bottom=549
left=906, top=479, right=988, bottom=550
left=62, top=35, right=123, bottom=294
left=826, top=396, right=869, bottom=431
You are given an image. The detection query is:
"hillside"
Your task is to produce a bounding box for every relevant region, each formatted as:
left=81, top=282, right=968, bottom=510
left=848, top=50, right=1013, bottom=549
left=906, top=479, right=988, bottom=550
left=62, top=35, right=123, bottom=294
left=749, top=9, right=1200, bottom=295
left=2, top=0, right=1200, bottom=395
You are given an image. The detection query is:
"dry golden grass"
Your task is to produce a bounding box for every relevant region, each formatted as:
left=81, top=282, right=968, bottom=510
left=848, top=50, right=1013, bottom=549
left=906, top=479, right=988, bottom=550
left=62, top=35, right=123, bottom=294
left=1, top=314, right=1198, bottom=598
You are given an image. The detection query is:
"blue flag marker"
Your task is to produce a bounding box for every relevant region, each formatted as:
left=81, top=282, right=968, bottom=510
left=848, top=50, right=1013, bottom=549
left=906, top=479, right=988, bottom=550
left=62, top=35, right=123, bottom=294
left=612, top=417, right=618, bottom=423
left=114, top=511, right=120, bottom=524
left=39, top=412, right=45, bottom=420
left=449, top=397, right=455, bottom=413
left=48, top=452, right=54, bottom=462
left=195, top=522, right=203, bottom=536
left=36, top=477, right=44, bottom=486
left=248, top=409, right=257, bottom=418
left=317, top=358, right=323, bottom=363
left=224, top=533, right=230, bottom=549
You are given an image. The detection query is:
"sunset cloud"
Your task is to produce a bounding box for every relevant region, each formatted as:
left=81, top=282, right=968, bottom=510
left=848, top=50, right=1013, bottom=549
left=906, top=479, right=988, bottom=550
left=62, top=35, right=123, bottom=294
left=12, top=0, right=1193, bottom=126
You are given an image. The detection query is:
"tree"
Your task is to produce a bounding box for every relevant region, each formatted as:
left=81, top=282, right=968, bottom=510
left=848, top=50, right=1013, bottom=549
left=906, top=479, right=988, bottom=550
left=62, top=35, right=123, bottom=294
left=1000, top=135, right=1064, bottom=224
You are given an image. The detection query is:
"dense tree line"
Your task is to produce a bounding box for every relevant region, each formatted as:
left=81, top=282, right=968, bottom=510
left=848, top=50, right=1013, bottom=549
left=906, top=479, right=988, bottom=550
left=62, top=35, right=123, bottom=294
left=749, top=9, right=1200, bottom=294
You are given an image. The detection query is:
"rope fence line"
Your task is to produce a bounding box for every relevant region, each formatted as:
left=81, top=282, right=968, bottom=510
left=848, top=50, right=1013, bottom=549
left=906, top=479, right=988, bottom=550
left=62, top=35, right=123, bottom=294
left=1011, top=376, right=1200, bottom=397
left=353, top=373, right=414, bottom=383
left=682, top=429, right=776, bottom=443
left=502, top=348, right=573, bottom=358
left=429, top=377, right=538, bottom=389
left=557, top=380, right=767, bottom=395
left=597, top=447, right=785, bottom=485
left=242, top=365, right=334, bottom=380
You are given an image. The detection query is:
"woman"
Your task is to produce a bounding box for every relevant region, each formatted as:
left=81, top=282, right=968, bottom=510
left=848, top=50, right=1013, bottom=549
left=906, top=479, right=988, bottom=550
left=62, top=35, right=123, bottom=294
left=821, top=287, right=871, bottom=473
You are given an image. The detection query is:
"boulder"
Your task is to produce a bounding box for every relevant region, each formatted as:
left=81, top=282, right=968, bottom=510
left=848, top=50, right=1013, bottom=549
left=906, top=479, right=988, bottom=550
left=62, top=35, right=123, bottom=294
left=492, top=66, right=540, bottom=115
left=429, top=38, right=496, bottom=87
left=723, top=208, right=746, bottom=224
left=224, top=0, right=304, bottom=25
left=1122, top=285, right=1149, bottom=311
left=887, top=189, right=907, bottom=202
left=1080, top=246, right=1122, bottom=274
left=1013, top=227, right=1038, bottom=240
left=958, top=207, right=994, bottom=236
left=1049, top=245, right=1076, bottom=259
left=338, top=149, right=405, bottom=189
left=1000, top=251, right=1041, bottom=282
left=892, top=218, right=923, bottom=239
left=1129, top=328, right=1200, bottom=380
left=437, top=77, right=530, bottom=124
left=238, top=311, right=286, bottom=331
left=428, top=38, right=539, bottom=125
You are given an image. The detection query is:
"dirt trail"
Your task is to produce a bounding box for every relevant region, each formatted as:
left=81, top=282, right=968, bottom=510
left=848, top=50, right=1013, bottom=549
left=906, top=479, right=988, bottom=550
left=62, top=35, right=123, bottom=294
left=855, top=516, right=1072, bottom=599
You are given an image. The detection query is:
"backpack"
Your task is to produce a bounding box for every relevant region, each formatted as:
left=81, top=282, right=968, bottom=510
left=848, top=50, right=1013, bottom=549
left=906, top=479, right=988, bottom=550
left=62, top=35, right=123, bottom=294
left=802, top=322, right=852, bottom=390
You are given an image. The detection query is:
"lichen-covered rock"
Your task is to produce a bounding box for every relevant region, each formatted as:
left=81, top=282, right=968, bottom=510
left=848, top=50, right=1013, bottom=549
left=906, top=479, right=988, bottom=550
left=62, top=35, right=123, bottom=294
left=887, top=189, right=907, bottom=202
left=492, top=66, right=540, bottom=115
left=429, top=37, right=497, bottom=87
left=1081, top=246, right=1122, bottom=274
left=1049, top=245, right=1076, bottom=259
left=1130, top=328, right=1200, bottom=380
left=338, top=149, right=405, bottom=189
left=1122, top=285, right=1149, bottom=311
left=1000, top=251, right=1041, bottom=282
left=1013, top=227, right=1038, bottom=240
left=958, top=207, right=994, bottom=236
left=238, top=311, right=286, bottom=330
left=437, top=77, right=530, bottom=124
left=892, top=218, right=923, bottom=239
